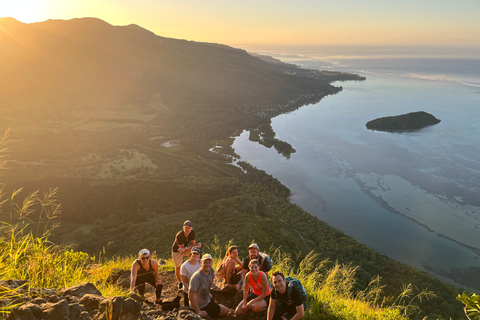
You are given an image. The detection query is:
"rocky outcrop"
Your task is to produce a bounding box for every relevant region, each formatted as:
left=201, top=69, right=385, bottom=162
left=4, top=281, right=199, bottom=320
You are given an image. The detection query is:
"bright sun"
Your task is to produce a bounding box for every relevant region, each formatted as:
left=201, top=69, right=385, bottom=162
left=0, top=0, right=48, bottom=23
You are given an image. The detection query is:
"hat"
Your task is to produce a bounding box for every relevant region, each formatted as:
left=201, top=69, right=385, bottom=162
left=191, top=247, right=201, bottom=255
left=201, top=253, right=213, bottom=261
left=248, top=243, right=259, bottom=250
left=139, top=249, right=150, bottom=256
left=183, top=220, right=193, bottom=227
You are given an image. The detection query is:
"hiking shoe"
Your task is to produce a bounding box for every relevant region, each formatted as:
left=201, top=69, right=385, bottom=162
left=178, top=282, right=183, bottom=289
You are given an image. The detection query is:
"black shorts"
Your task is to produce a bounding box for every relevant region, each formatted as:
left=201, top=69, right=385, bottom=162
left=201, top=300, right=221, bottom=318
left=247, top=291, right=271, bottom=305
left=230, top=270, right=241, bottom=284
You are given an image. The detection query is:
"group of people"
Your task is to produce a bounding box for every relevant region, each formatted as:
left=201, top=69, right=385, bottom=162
left=130, top=220, right=305, bottom=319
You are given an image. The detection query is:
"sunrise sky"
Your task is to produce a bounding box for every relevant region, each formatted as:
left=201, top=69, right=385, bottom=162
left=1, top=0, right=479, bottom=47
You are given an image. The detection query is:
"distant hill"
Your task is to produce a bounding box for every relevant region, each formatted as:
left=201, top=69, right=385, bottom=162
left=366, top=111, right=441, bottom=132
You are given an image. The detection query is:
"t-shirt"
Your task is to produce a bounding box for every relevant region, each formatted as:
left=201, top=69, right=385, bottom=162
left=171, top=229, right=196, bottom=252
left=242, top=255, right=269, bottom=272
left=271, top=281, right=303, bottom=307
left=180, top=260, right=202, bottom=293
left=188, top=267, right=214, bottom=309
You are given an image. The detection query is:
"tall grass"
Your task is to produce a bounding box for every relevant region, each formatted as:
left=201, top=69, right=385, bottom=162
left=270, top=249, right=412, bottom=320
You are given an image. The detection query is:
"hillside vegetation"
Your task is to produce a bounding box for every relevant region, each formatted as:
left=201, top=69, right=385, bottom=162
left=0, top=18, right=468, bottom=319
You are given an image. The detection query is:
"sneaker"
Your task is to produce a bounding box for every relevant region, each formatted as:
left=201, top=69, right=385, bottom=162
left=178, top=282, right=183, bottom=289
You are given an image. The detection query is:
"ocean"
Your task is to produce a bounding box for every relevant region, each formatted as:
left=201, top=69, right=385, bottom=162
left=232, top=45, right=480, bottom=291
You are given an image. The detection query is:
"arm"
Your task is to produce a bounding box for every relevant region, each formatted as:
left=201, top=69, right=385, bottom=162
left=181, top=275, right=189, bottom=292
left=235, top=257, right=243, bottom=267
left=243, top=272, right=251, bottom=310
left=267, top=297, right=277, bottom=320
left=225, top=258, right=235, bottom=286
left=291, top=304, right=305, bottom=320
left=152, top=260, right=162, bottom=285
left=129, top=262, right=138, bottom=291
left=188, top=289, right=207, bottom=317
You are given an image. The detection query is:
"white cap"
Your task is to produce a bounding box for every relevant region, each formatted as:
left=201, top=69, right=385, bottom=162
left=139, top=249, right=150, bottom=256
left=201, top=253, right=213, bottom=261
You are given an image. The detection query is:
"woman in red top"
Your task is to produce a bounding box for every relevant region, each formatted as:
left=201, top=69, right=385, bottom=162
left=235, top=259, right=271, bottom=315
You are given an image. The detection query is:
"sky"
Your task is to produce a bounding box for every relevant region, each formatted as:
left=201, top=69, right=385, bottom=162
left=1, top=0, right=480, bottom=47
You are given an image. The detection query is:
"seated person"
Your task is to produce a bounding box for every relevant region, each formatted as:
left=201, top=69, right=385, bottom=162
left=268, top=271, right=305, bottom=320
left=180, top=247, right=202, bottom=307
left=189, top=254, right=230, bottom=318
left=130, top=249, right=163, bottom=304
left=235, top=259, right=271, bottom=315
left=216, top=246, right=243, bottom=287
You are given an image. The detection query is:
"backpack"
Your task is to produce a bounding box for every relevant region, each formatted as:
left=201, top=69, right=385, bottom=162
left=284, top=276, right=308, bottom=306
left=258, top=252, right=272, bottom=272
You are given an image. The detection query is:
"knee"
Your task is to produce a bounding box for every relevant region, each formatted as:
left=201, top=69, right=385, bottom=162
left=235, top=303, right=245, bottom=315
left=252, top=302, right=265, bottom=312
left=219, top=305, right=229, bottom=317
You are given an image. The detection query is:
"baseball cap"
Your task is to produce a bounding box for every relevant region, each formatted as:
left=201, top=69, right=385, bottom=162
left=139, top=249, right=150, bottom=256
left=191, top=247, right=201, bottom=255
left=183, top=220, right=193, bottom=227
left=248, top=243, right=259, bottom=250
left=201, top=253, right=213, bottom=261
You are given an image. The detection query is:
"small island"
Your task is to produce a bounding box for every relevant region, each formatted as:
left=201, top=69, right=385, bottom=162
left=366, top=111, right=441, bottom=132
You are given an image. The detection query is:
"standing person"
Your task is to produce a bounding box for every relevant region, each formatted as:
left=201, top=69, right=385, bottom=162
left=188, top=254, right=230, bottom=318
left=180, top=246, right=202, bottom=307
left=130, top=249, right=163, bottom=304
left=268, top=271, right=305, bottom=320
left=235, top=259, right=271, bottom=315
left=216, top=245, right=243, bottom=288
left=239, top=243, right=271, bottom=290
left=172, top=220, right=201, bottom=289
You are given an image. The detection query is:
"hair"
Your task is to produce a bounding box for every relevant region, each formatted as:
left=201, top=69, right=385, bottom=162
left=248, top=259, right=259, bottom=267
left=272, top=271, right=285, bottom=280
left=225, top=246, right=238, bottom=258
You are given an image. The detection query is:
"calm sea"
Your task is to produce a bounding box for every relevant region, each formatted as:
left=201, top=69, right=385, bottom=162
left=232, top=45, right=480, bottom=291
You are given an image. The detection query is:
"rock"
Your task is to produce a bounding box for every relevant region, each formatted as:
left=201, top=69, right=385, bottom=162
left=79, top=294, right=104, bottom=314
left=41, top=299, right=70, bottom=320
left=30, top=298, right=46, bottom=305
left=68, top=303, right=87, bottom=319
left=8, top=303, right=41, bottom=320
left=106, top=270, right=131, bottom=290
left=58, top=282, right=102, bottom=298
left=95, top=296, right=141, bottom=320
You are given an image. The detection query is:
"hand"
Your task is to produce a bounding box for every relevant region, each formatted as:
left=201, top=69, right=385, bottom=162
left=197, top=242, right=202, bottom=248
left=179, top=247, right=186, bottom=253
left=244, top=301, right=251, bottom=310
left=198, top=310, right=208, bottom=317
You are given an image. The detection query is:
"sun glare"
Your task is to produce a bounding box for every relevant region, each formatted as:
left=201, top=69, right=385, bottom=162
left=0, top=0, right=48, bottom=23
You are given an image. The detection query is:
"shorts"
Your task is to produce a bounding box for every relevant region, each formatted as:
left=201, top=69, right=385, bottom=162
left=247, top=291, right=271, bottom=305
left=226, top=270, right=241, bottom=285
left=201, top=300, right=221, bottom=318
left=172, top=251, right=187, bottom=267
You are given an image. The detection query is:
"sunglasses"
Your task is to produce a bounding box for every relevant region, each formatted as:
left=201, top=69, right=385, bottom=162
left=141, top=256, right=150, bottom=260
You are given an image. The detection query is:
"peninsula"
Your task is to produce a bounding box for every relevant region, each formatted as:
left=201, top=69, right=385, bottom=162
left=366, top=111, right=441, bottom=132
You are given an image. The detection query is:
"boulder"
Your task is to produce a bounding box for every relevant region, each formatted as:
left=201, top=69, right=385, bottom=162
left=106, top=270, right=131, bottom=290
left=58, top=283, right=102, bottom=298
left=41, top=299, right=70, bottom=320
left=79, top=294, right=104, bottom=314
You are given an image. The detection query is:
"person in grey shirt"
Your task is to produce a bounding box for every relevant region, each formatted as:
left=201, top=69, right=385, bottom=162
left=188, top=254, right=229, bottom=318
